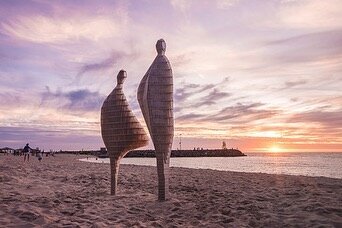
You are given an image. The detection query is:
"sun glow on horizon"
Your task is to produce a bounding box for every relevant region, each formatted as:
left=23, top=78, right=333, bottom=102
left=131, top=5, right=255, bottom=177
left=268, top=145, right=284, bottom=153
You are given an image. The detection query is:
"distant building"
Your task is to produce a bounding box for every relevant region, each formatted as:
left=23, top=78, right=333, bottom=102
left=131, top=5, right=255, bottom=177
left=0, top=147, right=15, bottom=154
left=98, top=147, right=107, bottom=158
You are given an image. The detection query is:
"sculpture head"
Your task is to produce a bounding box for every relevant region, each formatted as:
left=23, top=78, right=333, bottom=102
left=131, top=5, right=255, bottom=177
left=156, top=39, right=166, bottom=55
left=117, top=70, right=127, bottom=86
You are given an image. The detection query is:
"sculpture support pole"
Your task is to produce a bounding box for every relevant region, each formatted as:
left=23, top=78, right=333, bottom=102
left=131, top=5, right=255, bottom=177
left=109, top=156, right=120, bottom=195
left=156, top=152, right=170, bottom=201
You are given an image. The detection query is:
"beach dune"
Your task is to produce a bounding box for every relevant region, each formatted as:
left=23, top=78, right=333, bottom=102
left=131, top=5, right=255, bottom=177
left=0, top=155, right=341, bottom=227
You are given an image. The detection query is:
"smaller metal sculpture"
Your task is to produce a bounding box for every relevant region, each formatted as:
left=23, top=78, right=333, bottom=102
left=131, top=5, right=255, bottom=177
left=101, top=70, right=149, bottom=195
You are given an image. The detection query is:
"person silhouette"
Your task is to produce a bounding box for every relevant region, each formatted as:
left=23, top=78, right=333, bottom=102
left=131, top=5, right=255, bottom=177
left=23, top=143, right=31, bottom=162
left=101, top=70, right=149, bottom=195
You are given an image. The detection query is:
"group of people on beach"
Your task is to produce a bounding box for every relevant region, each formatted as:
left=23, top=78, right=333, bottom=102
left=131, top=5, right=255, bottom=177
left=22, top=143, right=43, bottom=162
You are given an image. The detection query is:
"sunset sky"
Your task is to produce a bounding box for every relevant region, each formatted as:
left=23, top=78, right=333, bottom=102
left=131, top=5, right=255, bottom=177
left=0, top=0, right=341, bottom=152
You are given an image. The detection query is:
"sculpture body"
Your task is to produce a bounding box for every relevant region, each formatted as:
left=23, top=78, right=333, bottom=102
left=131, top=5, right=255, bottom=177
left=101, top=70, right=149, bottom=195
left=138, top=39, right=174, bottom=201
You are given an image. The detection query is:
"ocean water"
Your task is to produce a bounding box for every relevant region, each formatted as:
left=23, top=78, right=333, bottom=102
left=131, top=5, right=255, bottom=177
left=80, top=152, right=342, bottom=179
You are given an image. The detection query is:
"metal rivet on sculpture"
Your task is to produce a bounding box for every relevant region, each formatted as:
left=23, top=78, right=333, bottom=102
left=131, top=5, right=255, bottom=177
left=138, top=39, right=174, bottom=201
left=101, top=70, right=149, bottom=195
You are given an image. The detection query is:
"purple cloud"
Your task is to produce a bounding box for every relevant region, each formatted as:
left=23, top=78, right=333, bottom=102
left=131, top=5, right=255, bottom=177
left=288, top=110, right=342, bottom=129
left=0, top=126, right=103, bottom=150
left=177, top=102, right=280, bottom=124
left=41, top=87, right=105, bottom=112
left=264, top=29, right=342, bottom=64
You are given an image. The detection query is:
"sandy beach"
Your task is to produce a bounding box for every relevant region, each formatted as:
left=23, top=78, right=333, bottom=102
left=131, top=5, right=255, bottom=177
left=0, top=154, right=341, bottom=227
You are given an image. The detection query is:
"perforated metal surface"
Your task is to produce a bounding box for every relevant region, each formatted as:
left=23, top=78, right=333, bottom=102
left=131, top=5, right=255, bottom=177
left=138, top=39, right=174, bottom=201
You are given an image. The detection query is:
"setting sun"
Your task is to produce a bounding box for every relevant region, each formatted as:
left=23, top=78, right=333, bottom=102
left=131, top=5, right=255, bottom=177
left=269, top=145, right=283, bottom=153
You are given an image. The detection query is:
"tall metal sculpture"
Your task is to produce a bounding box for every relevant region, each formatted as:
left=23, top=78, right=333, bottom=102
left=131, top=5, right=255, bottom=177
left=101, top=70, right=149, bottom=195
left=138, top=39, right=174, bottom=201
